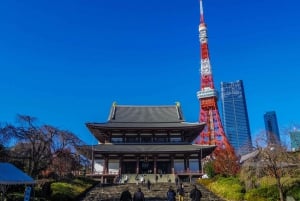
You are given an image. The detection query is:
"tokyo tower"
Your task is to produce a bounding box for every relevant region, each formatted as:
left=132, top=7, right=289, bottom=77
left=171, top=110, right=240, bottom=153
left=196, top=0, right=235, bottom=154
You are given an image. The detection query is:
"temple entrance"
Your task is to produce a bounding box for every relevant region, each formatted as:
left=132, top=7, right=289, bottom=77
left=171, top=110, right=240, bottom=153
left=121, top=161, right=170, bottom=174
left=157, top=161, right=171, bottom=174
left=122, top=162, right=136, bottom=174
left=139, top=161, right=153, bottom=174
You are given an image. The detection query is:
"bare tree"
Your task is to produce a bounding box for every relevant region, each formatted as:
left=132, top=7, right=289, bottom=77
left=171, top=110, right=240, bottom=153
left=0, top=144, right=9, bottom=162
left=262, top=144, right=298, bottom=201
left=242, top=131, right=299, bottom=201
left=0, top=125, right=12, bottom=162
left=51, top=149, right=81, bottom=177
left=43, top=125, right=86, bottom=177
left=0, top=114, right=86, bottom=178
left=0, top=125, right=11, bottom=146
left=3, top=115, right=52, bottom=177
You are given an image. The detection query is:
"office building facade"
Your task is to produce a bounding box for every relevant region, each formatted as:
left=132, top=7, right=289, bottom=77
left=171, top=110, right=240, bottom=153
left=221, top=80, right=253, bottom=155
left=264, top=111, right=281, bottom=145
left=290, top=130, right=300, bottom=151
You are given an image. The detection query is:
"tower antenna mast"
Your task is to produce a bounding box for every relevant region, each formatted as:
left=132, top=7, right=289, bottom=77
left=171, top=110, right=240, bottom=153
left=200, top=0, right=204, bottom=23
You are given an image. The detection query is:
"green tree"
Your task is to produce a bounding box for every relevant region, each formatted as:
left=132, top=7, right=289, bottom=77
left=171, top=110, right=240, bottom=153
left=204, top=160, right=215, bottom=178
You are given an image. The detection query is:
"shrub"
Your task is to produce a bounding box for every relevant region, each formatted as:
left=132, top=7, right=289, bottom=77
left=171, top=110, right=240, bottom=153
left=204, top=161, right=215, bottom=178
left=51, top=182, right=76, bottom=201
left=197, top=178, right=213, bottom=186
left=51, top=192, right=73, bottom=201
left=208, top=177, right=244, bottom=201
left=244, top=185, right=279, bottom=201
left=50, top=177, right=96, bottom=201
left=285, top=180, right=300, bottom=200
left=41, top=181, right=52, bottom=197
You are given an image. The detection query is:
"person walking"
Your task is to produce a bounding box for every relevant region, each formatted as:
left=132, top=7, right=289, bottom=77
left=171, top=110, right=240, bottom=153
left=147, top=179, right=151, bottom=191
left=133, top=187, right=145, bottom=201
left=189, top=184, right=202, bottom=201
left=120, top=186, right=132, bottom=201
left=166, top=186, right=176, bottom=201
left=177, top=183, right=185, bottom=201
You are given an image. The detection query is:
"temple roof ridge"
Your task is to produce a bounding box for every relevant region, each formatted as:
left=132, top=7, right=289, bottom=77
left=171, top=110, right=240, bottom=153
left=107, top=102, right=186, bottom=123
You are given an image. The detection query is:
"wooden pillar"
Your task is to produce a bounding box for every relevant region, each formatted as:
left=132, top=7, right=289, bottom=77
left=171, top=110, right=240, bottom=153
left=122, top=133, right=126, bottom=143
left=186, top=156, right=190, bottom=173
left=171, top=155, right=175, bottom=174
left=104, top=156, right=109, bottom=174
left=167, top=131, right=170, bottom=142
left=136, top=156, right=140, bottom=174
left=181, top=131, right=185, bottom=142
left=119, top=156, right=123, bottom=175
left=198, top=152, right=202, bottom=174
left=138, top=133, right=141, bottom=143
left=154, top=156, right=157, bottom=174
left=91, top=150, right=95, bottom=175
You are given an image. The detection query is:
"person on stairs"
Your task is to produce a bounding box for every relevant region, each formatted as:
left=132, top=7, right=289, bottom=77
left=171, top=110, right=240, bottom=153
left=189, top=184, right=202, bottom=201
left=120, top=186, right=132, bottom=201
left=133, top=187, right=145, bottom=201
left=177, top=183, right=185, bottom=201
left=147, top=179, right=151, bottom=192
left=166, top=186, right=176, bottom=201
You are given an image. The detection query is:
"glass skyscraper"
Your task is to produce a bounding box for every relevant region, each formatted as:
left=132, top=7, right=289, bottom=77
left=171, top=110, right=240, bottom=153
left=289, top=130, right=300, bottom=151
left=264, top=111, right=281, bottom=145
left=221, top=80, right=253, bottom=156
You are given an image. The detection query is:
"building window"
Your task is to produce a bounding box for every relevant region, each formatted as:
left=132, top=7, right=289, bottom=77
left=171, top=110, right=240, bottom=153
left=170, top=137, right=181, bottom=143
left=126, top=136, right=139, bottom=143
left=141, top=136, right=152, bottom=143
left=155, top=137, right=167, bottom=143
left=111, top=137, right=123, bottom=143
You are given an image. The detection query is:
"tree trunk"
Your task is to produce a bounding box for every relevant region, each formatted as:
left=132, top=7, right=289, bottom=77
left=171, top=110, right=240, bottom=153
left=276, top=177, right=284, bottom=201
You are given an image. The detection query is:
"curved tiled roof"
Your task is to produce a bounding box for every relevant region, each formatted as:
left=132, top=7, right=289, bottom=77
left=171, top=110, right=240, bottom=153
left=87, top=122, right=205, bottom=144
left=108, top=104, right=184, bottom=123
left=86, top=103, right=206, bottom=144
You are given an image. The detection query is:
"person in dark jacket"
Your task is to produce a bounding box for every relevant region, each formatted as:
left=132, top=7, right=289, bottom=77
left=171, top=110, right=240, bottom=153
left=166, top=186, right=176, bottom=201
left=120, top=186, right=132, bottom=201
left=189, top=184, right=202, bottom=201
left=147, top=179, right=151, bottom=191
left=133, top=187, right=145, bottom=201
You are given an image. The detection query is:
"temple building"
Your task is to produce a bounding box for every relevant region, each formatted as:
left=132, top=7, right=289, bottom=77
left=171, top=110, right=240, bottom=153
left=80, top=102, right=216, bottom=183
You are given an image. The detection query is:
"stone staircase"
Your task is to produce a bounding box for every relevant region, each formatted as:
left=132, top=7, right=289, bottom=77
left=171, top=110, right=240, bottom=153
left=80, top=182, right=225, bottom=201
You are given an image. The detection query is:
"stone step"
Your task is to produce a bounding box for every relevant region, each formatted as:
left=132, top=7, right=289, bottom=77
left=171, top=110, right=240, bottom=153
left=79, top=182, right=225, bottom=201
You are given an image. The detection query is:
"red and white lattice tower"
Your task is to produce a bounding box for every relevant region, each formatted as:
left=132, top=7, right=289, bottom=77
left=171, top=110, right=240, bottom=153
left=196, top=0, right=234, bottom=154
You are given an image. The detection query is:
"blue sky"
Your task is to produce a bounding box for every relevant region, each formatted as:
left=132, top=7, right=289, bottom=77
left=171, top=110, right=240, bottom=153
left=0, top=0, right=299, bottom=146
